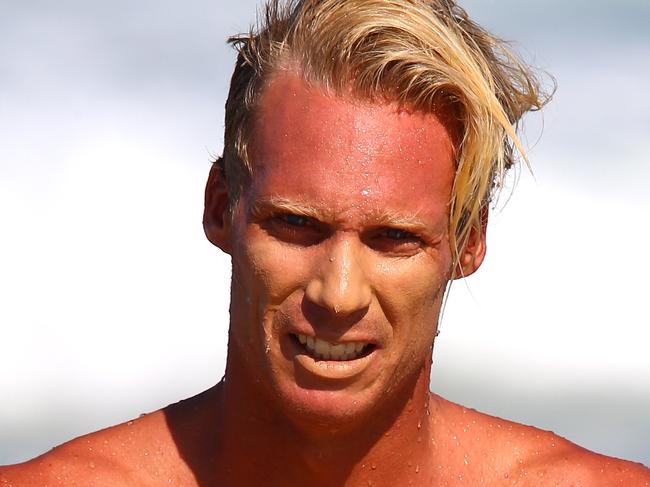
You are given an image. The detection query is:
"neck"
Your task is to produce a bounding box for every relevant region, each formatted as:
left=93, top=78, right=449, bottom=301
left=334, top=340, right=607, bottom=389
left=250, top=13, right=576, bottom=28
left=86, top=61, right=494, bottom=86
left=214, top=352, right=439, bottom=487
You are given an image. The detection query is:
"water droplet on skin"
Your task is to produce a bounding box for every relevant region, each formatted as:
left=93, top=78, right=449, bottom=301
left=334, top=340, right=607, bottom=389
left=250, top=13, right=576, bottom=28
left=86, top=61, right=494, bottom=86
left=127, top=421, right=134, bottom=426
left=88, top=461, right=96, bottom=469
left=371, top=464, right=377, bottom=470
left=417, top=420, right=421, bottom=429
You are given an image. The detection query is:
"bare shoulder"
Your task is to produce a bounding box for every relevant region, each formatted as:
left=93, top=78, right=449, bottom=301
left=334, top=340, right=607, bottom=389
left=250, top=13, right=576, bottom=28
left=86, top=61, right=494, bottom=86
left=0, top=410, right=183, bottom=486
left=0, top=387, right=221, bottom=487
left=433, top=395, right=650, bottom=486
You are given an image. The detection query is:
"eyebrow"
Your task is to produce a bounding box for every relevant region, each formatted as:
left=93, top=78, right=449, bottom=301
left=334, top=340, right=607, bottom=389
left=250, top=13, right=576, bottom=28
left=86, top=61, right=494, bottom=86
left=372, top=210, right=430, bottom=233
left=251, top=196, right=432, bottom=232
left=251, top=197, right=331, bottom=221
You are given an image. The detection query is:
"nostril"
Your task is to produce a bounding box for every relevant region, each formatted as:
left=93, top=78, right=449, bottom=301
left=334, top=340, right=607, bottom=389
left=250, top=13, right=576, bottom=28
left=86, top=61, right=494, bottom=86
left=304, top=276, right=371, bottom=318
left=301, top=295, right=369, bottom=328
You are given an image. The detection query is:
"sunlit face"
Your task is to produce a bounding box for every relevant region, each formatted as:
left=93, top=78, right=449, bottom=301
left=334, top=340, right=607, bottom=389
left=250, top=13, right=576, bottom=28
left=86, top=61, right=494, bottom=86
left=224, top=72, right=460, bottom=430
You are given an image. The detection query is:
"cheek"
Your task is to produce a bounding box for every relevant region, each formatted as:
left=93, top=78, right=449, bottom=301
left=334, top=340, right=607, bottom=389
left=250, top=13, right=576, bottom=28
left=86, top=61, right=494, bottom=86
left=234, top=228, right=313, bottom=308
left=373, top=253, right=450, bottom=345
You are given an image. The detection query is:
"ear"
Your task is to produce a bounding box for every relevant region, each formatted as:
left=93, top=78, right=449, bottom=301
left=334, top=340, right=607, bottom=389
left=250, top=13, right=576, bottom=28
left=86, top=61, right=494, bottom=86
left=203, top=158, right=232, bottom=254
left=452, top=206, right=488, bottom=279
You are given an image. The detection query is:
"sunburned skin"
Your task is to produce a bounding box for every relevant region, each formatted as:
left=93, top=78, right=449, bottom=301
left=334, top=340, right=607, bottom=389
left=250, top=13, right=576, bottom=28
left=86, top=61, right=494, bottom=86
left=1, top=72, right=649, bottom=486
left=222, top=71, right=460, bottom=437
left=3, top=387, right=648, bottom=486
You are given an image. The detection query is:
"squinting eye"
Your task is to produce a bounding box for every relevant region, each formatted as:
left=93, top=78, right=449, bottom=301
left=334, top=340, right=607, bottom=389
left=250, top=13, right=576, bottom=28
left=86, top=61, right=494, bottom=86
left=279, top=213, right=310, bottom=227
left=382, top=228, right=415, bottom=240
left=365, top=227, right=422, bottom=255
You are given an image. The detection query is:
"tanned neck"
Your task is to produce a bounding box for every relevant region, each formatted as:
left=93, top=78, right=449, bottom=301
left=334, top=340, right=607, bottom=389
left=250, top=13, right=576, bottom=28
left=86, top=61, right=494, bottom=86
left=214, top=353, right=438, bottom=486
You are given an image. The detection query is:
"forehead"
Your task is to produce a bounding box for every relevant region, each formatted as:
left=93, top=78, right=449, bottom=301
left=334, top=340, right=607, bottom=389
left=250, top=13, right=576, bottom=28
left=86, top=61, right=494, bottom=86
left=246, top=72, right=457, bottom=221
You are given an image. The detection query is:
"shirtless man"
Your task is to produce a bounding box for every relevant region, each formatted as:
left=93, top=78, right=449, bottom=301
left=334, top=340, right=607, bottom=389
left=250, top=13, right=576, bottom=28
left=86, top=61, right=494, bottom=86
left=2, top=0, right=649, bottom=485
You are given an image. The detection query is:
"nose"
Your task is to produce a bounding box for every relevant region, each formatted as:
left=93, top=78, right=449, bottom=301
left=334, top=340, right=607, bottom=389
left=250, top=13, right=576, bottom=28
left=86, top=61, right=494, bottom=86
left=305, top=236, right=372, bottom=317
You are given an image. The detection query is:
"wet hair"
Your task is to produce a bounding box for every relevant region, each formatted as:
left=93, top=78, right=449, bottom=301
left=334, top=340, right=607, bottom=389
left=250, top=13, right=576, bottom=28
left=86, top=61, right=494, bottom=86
left=218, top=0, right=552, bottom=262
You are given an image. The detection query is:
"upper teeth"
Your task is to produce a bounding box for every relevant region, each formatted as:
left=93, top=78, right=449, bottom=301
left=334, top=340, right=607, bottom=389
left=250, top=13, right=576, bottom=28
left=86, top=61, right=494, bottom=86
left=295, top=334, right=369, bottom=361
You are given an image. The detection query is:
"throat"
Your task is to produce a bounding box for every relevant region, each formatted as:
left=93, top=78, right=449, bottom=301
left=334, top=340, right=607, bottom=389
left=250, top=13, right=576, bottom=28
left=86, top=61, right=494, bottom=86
left=219, top=349, right=437, bottom=486
left=286, top=394, right=437, bottom=485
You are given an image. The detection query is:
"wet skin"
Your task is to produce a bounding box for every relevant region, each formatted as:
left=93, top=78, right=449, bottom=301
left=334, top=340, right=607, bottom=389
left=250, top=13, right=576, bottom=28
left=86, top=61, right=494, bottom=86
left=2, top=72, right=649, bottom=486
left=217, top=71, right=467, bottom=436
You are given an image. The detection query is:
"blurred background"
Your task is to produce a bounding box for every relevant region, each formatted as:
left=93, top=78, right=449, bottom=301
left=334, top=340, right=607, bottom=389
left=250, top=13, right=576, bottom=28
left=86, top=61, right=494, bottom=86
left=1, top=0, right=648, bottom=467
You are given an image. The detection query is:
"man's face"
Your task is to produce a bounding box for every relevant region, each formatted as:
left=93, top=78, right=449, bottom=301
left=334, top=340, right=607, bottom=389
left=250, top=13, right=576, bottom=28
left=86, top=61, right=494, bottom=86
left=224, top=72, right=459, bottom=429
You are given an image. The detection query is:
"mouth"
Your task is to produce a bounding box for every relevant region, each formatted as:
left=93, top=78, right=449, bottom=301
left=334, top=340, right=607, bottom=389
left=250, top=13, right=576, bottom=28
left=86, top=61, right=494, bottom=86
left=292, top=333, right=375, bottom=361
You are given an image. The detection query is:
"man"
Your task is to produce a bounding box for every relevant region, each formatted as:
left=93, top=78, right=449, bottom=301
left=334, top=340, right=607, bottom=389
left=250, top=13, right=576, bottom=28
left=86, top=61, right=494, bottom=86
left=2, top=0, right=649, bottom=485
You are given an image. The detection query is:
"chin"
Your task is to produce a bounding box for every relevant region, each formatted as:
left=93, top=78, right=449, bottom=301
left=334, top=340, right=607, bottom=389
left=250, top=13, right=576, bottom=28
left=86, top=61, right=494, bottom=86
left=271, top=379, right=386, bottom=435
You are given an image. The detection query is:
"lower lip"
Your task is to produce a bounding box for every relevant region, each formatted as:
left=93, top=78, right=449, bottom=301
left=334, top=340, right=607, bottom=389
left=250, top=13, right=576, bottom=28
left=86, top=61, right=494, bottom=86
left=288, top=335, right=377, bottom=381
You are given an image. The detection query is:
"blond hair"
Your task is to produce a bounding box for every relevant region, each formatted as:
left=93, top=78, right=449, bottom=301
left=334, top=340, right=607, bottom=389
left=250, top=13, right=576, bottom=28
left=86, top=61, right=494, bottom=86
left=219, top=0, right=551, bottom=262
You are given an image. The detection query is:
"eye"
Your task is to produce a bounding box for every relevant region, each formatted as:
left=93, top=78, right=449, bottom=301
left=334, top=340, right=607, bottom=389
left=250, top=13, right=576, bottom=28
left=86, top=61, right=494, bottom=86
left=366, top=227, right=422, bottom=255
left=278, top=213, right=311, bottom=227
left=381, top=228, right=416, bottom=240
left=261, top=212, right=326, bottom=246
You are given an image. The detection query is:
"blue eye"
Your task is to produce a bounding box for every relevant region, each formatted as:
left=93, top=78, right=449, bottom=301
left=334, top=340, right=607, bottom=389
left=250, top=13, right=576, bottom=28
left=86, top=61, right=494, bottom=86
left=383, top=228, right=414, bottom=240
left=280, top=213, right=310, bottom=226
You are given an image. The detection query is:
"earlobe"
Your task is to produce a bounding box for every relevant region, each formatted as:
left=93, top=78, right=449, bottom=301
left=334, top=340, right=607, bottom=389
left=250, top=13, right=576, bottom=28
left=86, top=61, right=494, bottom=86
left=203, top=158, right=233, bottom=254
left=452, top=207, right=488, bottom=279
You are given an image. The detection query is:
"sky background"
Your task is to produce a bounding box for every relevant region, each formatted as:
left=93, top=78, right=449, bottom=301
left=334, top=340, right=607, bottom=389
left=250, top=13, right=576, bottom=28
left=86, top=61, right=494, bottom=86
left=1, top=0, right=649, bottom=467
